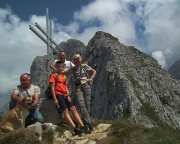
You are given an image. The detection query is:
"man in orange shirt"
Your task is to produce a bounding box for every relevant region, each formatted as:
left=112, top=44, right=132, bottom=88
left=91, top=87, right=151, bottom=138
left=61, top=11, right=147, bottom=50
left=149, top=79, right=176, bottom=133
left=49, top=61, right=90, bottom=135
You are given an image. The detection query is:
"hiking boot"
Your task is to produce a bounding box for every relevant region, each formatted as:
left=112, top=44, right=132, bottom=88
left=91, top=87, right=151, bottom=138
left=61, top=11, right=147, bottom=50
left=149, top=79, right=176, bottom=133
left=74, top=127, right=85, bottom=135
left=81, top=124, right=92, bottom=134
left=88, top=124, right=94, bottom=131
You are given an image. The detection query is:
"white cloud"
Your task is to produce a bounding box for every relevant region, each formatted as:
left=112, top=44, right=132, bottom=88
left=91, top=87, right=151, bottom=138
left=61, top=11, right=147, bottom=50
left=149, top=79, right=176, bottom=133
left=1, top=0, right=180, bottom=107
left=142, top=0, right=180, bottom=67
left=72, top=0, right=180, bottom=68
left=0, top=7, right=71, bottom=107
left=152, top=51, right=166, bottom=68
left=73, top=0, right=136, bottom=45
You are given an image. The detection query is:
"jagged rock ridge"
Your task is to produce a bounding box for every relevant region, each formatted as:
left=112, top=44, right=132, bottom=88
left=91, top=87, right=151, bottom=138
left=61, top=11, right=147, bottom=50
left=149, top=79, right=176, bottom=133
left=30, top=31, right=180, bottom=129
left=59, top=39, right=86, bottom=61
left=84, top=31, right=180, bottom=129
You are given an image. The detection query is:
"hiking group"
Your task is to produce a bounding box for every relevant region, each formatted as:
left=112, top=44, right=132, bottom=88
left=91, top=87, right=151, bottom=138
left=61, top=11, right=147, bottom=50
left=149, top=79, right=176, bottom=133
left=8, top=51, right=96, bottom=135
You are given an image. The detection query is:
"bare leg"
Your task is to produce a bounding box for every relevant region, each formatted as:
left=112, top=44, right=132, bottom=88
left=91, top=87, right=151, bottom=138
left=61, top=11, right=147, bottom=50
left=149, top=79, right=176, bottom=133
left=63, top=109, right=76, bottom=128
left=69, top=106, right=84, bottom=127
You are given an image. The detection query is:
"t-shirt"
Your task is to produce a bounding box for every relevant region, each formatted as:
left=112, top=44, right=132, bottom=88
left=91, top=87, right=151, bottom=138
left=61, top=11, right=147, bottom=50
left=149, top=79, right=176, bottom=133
left=68, top=64, right=92, bottom=84
left=49, top=73, right=68, bottom=96
left=53, top=59, right=74, bottom=71
left=13, top=84, right=40, bottom=109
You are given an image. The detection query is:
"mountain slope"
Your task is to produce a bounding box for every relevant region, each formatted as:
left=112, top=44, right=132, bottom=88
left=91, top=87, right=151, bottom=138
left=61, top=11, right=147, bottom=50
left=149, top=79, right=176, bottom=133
left=84, top=31, right=180, bottom=129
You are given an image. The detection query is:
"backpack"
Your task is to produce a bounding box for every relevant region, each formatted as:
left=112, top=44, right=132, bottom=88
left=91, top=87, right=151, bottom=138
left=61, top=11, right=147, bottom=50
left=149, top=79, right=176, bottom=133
left=45, top=73, right=67, bottom=100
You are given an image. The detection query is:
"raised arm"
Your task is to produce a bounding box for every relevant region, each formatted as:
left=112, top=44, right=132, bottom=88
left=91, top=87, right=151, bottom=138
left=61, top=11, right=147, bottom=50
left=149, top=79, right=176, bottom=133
left=47, top=58, right=57, bottom=71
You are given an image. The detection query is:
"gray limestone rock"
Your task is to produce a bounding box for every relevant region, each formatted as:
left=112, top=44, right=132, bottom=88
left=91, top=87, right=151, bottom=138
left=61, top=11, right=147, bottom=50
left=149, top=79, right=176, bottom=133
left=27, top=31, right=180, bottom=129
left=30, top=55, right=49, bottom=97
left=59, top=39, right=86, bottom=61
left=84, top=31, right=180, bottom=129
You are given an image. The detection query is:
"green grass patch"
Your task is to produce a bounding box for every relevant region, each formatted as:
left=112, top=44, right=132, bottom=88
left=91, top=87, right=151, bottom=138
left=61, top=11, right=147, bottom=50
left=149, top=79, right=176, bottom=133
left=140, top=103, right=160, bottom=122
left=1, top=119, right=180, bottom=144
left=56, top=124, right=71, bottom=136
left=0, top=115, right=3, bottom=122
left=126, top=73, right=139, bottom=87
left=94, top=119, right=180, bottom=144
left=42, top=129, right=54, bottom=143
left=123, top=108, right=130, bottom=119
left=140, top=103, right=169, bottom=128
left=0, top=129, right=39, bottom=144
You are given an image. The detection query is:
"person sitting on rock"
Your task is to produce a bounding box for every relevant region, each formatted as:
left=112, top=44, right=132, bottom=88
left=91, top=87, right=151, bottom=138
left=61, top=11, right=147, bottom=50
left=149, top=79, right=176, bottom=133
left=63, top=54, right=96, bottom=132
left=49, top=61, right=90, bottom=135
left=9, top=73, right=43, bottom=127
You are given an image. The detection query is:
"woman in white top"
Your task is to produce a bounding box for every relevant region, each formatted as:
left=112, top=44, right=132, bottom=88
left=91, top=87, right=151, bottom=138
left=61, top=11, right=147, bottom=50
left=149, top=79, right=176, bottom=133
left=64, top=54, right=96, bottom=132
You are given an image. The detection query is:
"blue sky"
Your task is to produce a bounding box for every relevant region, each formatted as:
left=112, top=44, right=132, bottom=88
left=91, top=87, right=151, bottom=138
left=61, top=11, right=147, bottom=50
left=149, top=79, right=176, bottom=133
left=0, top=0, right=180, bottom=108
left=0, top=0, right=91, bottom=25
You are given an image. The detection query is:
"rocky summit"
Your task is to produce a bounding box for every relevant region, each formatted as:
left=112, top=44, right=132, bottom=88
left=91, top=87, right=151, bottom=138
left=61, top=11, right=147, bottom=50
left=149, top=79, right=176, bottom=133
left=30, top=31, right=180, bottom=129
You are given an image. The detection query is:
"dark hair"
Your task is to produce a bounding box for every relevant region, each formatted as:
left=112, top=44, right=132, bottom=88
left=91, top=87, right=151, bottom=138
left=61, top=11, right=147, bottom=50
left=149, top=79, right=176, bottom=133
left=55, top=61, right=64, bottom=65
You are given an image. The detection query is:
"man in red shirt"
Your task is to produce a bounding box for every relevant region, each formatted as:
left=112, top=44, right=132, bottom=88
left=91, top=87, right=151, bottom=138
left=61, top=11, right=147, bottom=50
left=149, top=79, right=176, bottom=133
left=49, top=61, right=90, bottom=135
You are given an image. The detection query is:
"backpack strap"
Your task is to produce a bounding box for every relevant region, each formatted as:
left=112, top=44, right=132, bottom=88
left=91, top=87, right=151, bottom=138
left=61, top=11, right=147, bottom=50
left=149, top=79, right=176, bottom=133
left=73, top=64, right=90, bottom=79
left=54, top=73, right=67, bottom=84
left=81, top=64, right=90, bottom=79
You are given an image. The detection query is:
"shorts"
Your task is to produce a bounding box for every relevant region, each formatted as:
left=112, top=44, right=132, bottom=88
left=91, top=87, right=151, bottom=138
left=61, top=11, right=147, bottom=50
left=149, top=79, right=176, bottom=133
left=56, top=95, right=74, bottom=111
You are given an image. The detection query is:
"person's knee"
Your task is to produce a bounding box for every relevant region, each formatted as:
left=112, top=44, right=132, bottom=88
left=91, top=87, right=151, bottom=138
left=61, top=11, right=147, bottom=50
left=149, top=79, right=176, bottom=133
left=70, top=106, right=77, bottom=112
left=63, top=109, right=69, bottom=116
left=34, top=111, right=43, bottom=122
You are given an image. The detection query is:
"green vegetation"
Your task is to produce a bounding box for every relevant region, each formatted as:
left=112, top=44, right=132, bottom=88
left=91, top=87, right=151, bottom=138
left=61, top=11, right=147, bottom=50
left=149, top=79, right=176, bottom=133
left=0, top=129, right=40, bottom=144
left=123, top=108, right=131, bottom=119
left=140, top=103, right=169, bottom=128
left=126, top=73, right=139, bottom=87
left=42, top=129, right=54, bottom=143
left=56, top=124, right=71, bottom=136
left=0, top=115, right=3, bottom=122
left=95, top=120, right=180, bottom=144
left=1, top=120, right=180, bottom=144
left=141, top=103, right=159, bottom=122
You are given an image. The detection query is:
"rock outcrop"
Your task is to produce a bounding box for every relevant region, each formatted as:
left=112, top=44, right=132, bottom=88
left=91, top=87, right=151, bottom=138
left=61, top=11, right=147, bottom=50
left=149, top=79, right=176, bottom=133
left=59, top=39, right=86, bottom=61
left=16, top=31, right=180, bottom=129
left=27, top=122, right=111, bottom=144
left=84, top=31, right=180, bottom=129
left=30, top=55, right=49, bottom=97
left=168, top=58, right=180, bottom=80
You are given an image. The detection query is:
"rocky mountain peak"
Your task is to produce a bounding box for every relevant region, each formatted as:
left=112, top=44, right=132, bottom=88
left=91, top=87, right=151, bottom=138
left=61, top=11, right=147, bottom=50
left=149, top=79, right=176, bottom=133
left=85, top=31, right=180, bottom=129
left=25, top=31, right=180, bottom=129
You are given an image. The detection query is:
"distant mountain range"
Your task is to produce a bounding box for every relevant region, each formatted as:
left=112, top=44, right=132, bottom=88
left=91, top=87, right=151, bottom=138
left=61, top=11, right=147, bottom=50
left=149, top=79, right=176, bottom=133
left=168, top=59, right=180, bottom=80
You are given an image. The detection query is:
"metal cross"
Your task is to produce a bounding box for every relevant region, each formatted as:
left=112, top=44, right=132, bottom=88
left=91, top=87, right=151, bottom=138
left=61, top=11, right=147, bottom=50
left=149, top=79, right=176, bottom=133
left=29, top=8, right=62, bottom=78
